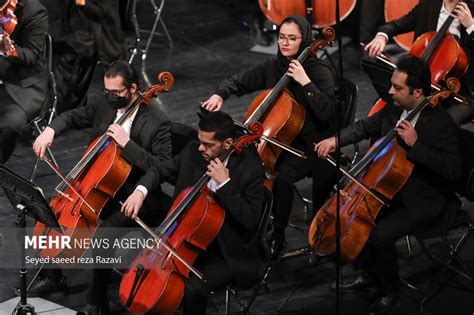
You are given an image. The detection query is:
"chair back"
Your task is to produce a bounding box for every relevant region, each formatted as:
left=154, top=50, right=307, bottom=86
left=457, top=128, right=474, bottom=201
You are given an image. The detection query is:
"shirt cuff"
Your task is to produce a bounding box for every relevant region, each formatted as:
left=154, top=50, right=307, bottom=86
left=376, top=32, right=389, bottom=42
left=135, top=185, right=149, bottom=199
left=216, top=178, right=231, bottom=190
left=466, top=24, right=474, bottom=35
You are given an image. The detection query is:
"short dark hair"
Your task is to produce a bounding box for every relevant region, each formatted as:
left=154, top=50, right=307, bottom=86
left=198, top=111, right=235, bottom=141
left=396, top=55, right=431, bottom=96
left=105, top=60, right=141, bottom=90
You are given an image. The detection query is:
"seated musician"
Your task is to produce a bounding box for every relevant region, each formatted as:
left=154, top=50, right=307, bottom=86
left=201, top=15, right=337, bottom=259
left=0, top=0, right=48, bottom=163
left=123, top=111, right=266, bottom=315
left=364, top=0, right=474, bottom=125
left=32, top=60, right=172, bottom=314
left=314, top=55, right=463, bottom=314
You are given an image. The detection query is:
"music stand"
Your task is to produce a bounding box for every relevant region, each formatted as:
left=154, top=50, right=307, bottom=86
left=0, top=164, right=61, bottom=315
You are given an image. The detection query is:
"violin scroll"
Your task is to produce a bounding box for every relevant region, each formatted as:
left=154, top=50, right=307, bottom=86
left=309, top=27, right=335, bottom=56
left=157, top=71, right=175, bottom=91
left=141, top=71, right=175, bottom=104
left=445, top=77, right=461, bottom=94
left=233, top=122, right=263, bottom=154
left=427, top=89, right=454, bottom=108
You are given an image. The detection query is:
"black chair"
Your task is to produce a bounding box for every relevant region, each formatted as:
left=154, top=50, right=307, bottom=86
left=170, top=122, right=198, bottom=156
left=29, top=33, right=59, bottom=182
left=224, top=188, right=274, bottom=315
left=408, top=128, right=474, bottom=312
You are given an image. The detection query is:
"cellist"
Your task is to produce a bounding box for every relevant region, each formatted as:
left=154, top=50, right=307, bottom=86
left=32, top=60, right=172, bottom=314
left=314, top=56, right=463, bottom=314
left=365, top=0, right=474, bottom=125
left=201, top=15, right=337, bottom=259
left=124, top=111, right=266, bottom=315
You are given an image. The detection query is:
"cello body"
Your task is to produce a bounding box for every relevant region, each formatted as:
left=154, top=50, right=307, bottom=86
left=245, top=89, right=304, bottom=172
left=33, top=139, right=131, bottom=260
left=309, top=138, right=413, bottom=262
left=258, top=0, right=356, bottom=28
left=119, top=188, right=224, bottom=314
left=384, top=0, right=418, bottom=51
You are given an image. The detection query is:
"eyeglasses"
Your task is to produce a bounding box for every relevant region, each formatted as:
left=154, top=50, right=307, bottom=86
left=102, top=87, right=127, bottom=97
left=278, top=34, right=302, bottom=44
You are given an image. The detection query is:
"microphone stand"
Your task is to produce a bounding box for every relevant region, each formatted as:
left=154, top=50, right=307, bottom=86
left=334, top=0, right=344, bottom=314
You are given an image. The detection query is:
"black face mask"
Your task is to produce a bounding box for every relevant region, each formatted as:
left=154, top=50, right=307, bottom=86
left=106, top=91, right=130, bottom=110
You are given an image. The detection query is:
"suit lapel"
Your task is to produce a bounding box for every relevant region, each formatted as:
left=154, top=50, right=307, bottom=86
left=130, top=105, right=148, bottom=141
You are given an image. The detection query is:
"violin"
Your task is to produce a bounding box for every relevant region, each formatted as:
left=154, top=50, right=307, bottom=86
left=258, top=0, right=356, bottom=28
left=308, top=88, right=455, bottom=262
left=0, top=0, right=18, bottom=57
left=119, top=122, right=263, bottom=314
left=32, top=72, right=174, bottom=262
left=243, top=27, right=335, bottom=174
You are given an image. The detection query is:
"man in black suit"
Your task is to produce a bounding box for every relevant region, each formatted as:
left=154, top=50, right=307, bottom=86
left=315, top=55, right=463, bottom=314
left=0, top=0, right=48, bottom=163
left=48, top=0, right=127, bottom=113
left=365, top=0, right=474, bottom=125
left=32, top=60, right=172, bottom=313
left=123, top=111, right=266, bottom=314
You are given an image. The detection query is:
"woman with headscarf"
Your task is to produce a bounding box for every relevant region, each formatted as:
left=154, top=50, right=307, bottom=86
left=202, top=15, right=337, bottom=259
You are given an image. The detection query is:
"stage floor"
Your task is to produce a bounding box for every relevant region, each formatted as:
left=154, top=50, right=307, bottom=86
left=1, top=0, right=473, bottom=314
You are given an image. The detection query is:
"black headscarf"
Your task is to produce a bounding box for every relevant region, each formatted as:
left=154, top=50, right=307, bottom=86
left=276, top=15, right=318, bottom=77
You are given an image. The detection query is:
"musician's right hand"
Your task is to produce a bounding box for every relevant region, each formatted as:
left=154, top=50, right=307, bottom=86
left=201, top=94, right=223, bottom=112
left=365, top=34, right=387, bottom=57
left=33, top=127, right=55, bottom=159
left=314, top=136, right=336, bottom=159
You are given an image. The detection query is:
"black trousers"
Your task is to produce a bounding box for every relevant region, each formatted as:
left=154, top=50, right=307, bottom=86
left=356, top=205, right=414, bottom=296
left=52, top=47, right=98, bottom=114
left=0, top=88, right=29, bottom=163
left=183, top=247, right=233, bottom=315
left=272, top=149, right=337, bottom=233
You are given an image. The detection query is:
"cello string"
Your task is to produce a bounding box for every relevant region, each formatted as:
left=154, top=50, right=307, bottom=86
left=44, top=158, right=98, bottom=215
left=133, top=216, right=205, bottom=281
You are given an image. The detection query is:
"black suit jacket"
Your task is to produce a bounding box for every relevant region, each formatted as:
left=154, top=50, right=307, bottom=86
left=138, top=141, right=266, bottom=288
left=340, top=102, right=463, bottom=237
left=77, top=0, right=127, bottom=66
left=0, top=0, right=48, bottom=119
left=49, top=99, right=172, bottom=215
left=378, top=0, right=474, bottom=94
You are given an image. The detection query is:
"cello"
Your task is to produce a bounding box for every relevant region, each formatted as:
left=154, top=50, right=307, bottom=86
left=308, top=89, right=455, bottom=262
left=118, top=123, right=263, bottom=314
left=243, top=27, right=335, bottom=173
left=384, top=0, right=418, bottom=51
left=258, top=0, right=356, bottom=28
left=366, top=0, right=469, bottom=116
left=33, top=72, right=174, bottom=261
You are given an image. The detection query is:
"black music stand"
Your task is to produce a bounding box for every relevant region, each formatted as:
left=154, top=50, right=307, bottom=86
left=0, top=164, right=61, bottom=315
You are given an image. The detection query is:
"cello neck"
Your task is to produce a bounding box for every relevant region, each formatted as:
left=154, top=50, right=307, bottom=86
left=349, top=97, right=430, bottom=177
left=56, top=94, right=144, bottom=193
left=420, top=2, right=458, bottom=62
left=245, top=47, right=312, bottom=125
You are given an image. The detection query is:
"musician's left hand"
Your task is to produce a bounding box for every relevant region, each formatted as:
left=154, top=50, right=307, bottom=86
left=287, top=60, right=311, bottom=86
left=452, top=2, right=474, bottom=29
left=121, top=190, right=144, bottom=219
left=107, top=124, right=129, bottom=148
left=395, top=120, right=418, bottom=147
left=206, top=158, right=229, bottom=185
